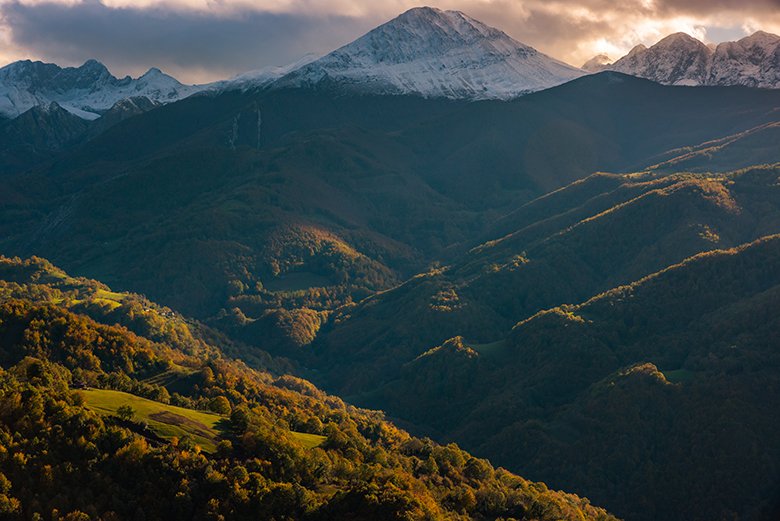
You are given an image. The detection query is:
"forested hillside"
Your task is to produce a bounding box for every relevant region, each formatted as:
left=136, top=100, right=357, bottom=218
left=310, top=166, right=780, bottom=520
left=3, top=74, right=780, bottom=329
left=0, top=256, right=615, bottom=520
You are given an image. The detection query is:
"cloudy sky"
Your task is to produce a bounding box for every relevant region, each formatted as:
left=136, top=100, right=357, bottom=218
left=1, top=0, right=779, bottom=83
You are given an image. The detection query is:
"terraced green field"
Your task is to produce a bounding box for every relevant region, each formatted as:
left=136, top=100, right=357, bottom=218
left=81, top=389, right=326, bottom=452
left=81, top=389, right=223, bottom=451
left=92, top=289, right=126, bottom=309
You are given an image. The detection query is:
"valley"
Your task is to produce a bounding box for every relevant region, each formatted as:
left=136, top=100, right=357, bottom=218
left=2, top=5, right=780, bottom=520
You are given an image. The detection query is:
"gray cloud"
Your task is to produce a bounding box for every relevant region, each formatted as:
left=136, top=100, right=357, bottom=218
left=1, top=0, right=377, bottom=81
left=3, top=0, right=780, bottom=82
left=653, top=0, right=780, bottom=16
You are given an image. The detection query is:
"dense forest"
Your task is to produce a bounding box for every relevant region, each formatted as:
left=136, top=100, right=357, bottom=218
left=306, top=167, right=780, bottom=520
left=0, top=256, right=615, bottom=520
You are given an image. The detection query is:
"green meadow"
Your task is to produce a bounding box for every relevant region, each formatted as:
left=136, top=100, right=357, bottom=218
left=81, top=389, right=325, bottom=452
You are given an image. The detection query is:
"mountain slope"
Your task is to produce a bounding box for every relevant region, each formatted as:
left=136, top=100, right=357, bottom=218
left=312, top=166, right=780, bottom=391
left=275, top=7, right=584, bottom=99
left=310, top=165, right=780, bottom=520
left=212, top=54, right=321, bottom=92
left=2, top=74, right=780, bottom=333
left=468, top=235, right=780, bottom=520
left=604, top=30, right=780, bottom=88
left=0, top=102, right=89, bottom=172
left=0, top=59, right=204, bottom=119
left=0, top=95, right=165, bottom=175
left=317, top=230, right=780, bottom=521
left=608, top=33, right=712, bottom=86
left=647, top=121, right=780, bottom=173
left=0, top=255, right=617, bottom=521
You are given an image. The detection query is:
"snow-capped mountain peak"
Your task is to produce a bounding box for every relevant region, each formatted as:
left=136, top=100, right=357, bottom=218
left=140, top=67, right=165, bottom=79
left=274, top=6, right=584, bottom=99
left=582, top=54, right=612, bottom=72
left=602, top=30, right=780, bottom=89
left=626, top=44, right=647, bottom=57
left=608, top=32, right=712, bottom=86
left=655, top=32, right=705, bottom=48
left=209, top=53, right=322, bottom=93
left=0, top=59, right=205, bottom=119
left=347, top=7, right=525, bottom=64
left=709, top=31, right=780, bottom=88
left=737, top=30, right=780, bottom=48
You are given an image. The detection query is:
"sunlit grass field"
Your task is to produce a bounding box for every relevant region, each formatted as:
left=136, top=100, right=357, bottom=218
left=81, top=389, right=326, bottom=452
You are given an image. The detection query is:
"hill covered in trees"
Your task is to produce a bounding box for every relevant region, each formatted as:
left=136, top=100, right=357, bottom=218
left=3, top=74, right=780, bottom=334
left=0, top=256, right=615, bottom=520
left=309, top=165, right=780, bottom=520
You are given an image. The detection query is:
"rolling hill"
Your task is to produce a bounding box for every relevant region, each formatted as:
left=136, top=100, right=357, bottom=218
left=310, top=165, right=780, bottom=521
left=0, top=255, right=616, bottom=520
left=2, top=73, right=780, bottom=338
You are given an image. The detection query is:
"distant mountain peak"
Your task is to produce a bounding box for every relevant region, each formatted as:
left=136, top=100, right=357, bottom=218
left=607, top=33, right=712, bottom=86
left=386, top=6, right=505, bottom=43
left=582, top=54, right=612, bottom=72
left=140, top=67, right=164, bottom=78
left=0, top=59, right=204, bottom=119
left=603, top=30, right=780, bottom=89
left=80, top=59, right=110, bottom=73
left=273, top=6, right=583, bottom=99
left=656, top=32, right=706, bottom=47
left=738, top=30, right=780, bottom=46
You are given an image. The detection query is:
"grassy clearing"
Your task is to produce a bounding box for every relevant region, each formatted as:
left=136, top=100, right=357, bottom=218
left=94, top=289, right=126, bottom=304
left=294, top=432, right=328, bottom=449
left=92, top=298, right=122, bottom=309
left=81, top=389, right=222, bottom=451
left=81, top=389, right=326, bottom=451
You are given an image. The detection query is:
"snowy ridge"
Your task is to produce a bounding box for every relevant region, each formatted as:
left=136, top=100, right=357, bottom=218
left=581, top=54, right=611, bottom=73
left=587, top=31, right=780, bottom=88
left=274, top=7, right=584, bottom=99
left=213, top=53, right=321, bottom=92
left=0, top=60, right=206, bottom=119
left=709, top=31, right=780, bottom=88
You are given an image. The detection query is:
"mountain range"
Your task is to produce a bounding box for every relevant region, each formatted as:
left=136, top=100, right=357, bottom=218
left=589, top=30, right=780, bottom=87
left=0, top=7, right=584, bottom=122
left=3, top=5, right=780, bottom=521
left=0, top=59, right=201, bottom=120
left=3, top=8, right=780, bottom=126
